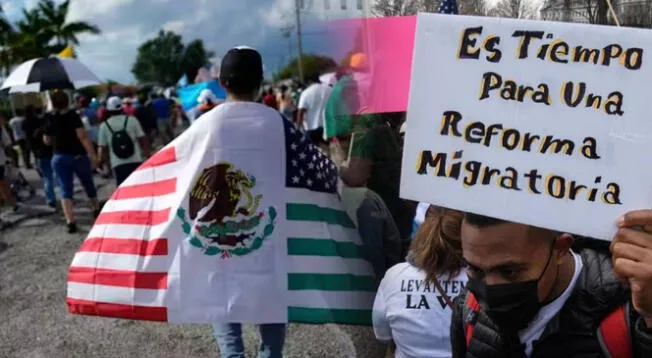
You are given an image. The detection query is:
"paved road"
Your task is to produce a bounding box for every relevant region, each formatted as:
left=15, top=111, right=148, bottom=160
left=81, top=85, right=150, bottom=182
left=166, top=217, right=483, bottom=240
left=0, top=169, right=388, bottom=358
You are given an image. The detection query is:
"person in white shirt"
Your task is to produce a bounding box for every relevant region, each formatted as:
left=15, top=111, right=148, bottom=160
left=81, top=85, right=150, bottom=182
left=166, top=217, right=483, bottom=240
left=8, top=109, right=31, bottom=168
left=373, top=209, right=468, bottom=358
left=98, top=96, right=150, bottom=186
left=297, top=74, right=332, bottom=145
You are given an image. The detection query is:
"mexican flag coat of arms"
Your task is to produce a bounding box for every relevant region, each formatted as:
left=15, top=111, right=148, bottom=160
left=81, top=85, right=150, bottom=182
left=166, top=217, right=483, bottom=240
left=66, top=102, right=376, bottom=324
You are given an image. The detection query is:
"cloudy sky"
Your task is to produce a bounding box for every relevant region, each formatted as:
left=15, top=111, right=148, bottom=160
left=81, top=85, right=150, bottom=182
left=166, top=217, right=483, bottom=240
left=2, top=0, right=356, bottom=83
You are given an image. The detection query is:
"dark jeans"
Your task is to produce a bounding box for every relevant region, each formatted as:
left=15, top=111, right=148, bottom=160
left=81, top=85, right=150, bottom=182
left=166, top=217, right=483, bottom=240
left=113, top=162, right=142, bottom=186
left=36, top=157, right=56, bottom=204
left=212, top=323, right=286, bottom=358
left=51, top=154, right=97, bottom=200
left=16, top=139, right=31, bottom=168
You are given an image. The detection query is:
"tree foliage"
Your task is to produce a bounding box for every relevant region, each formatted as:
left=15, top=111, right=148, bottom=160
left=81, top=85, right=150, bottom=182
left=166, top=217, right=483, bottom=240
left=372, top=0, right=488, bottom=16
left=542, top=0, right=624, bottom=26
left=620, top=1, right=652, bottom=27
left=459, top=0, right=488, bottom=16
left=373, top=0, right=421, bottom=16
left=182, top=39, right=213, bottom=83
left=75, top=85, right=100, bottom=99
left=577, top=0, right=610, bottom=24
left=131, top=30, right=214, bottom=86
left=0, top=0, right=101, bottom=76
left=131, top=31, right=185, bottom=86
left=489, top=0, right=537, bottom=18
left=0, top=5, right=10, bottom=34
left=36, top=0, right=100, bottom=52
left=0, top=6, right=12, bottom=77
left=274, top=54, right=337, bottom=82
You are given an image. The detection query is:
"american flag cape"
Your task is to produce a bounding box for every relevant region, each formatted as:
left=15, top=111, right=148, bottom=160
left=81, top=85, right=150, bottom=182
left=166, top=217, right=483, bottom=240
left=66, top=102, right=376, bottom=324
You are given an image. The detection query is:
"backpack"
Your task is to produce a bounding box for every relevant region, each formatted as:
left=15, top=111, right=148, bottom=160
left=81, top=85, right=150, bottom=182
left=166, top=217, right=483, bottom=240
left=463, top=293, right=633, bottom=358
left=106, top=116, right=135, bottom=159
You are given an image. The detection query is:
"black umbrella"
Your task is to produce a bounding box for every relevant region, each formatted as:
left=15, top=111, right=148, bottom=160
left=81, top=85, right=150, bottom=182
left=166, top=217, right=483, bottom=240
left=1, top=57, right=102, bottom=93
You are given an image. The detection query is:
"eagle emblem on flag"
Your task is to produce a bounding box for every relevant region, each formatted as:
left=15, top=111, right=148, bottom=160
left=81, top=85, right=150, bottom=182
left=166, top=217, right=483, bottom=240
left=176, top=162, right=277, bottom=259
left=66, top=103, right=374, bottom=324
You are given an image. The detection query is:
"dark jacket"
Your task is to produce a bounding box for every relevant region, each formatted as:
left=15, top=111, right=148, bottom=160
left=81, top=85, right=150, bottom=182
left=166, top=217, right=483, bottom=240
left=355, top=188, right=405, bottom=281
left=134, top=103, right=157, bottom=133
left=23, top=114, right=52, bottom=159
left=451, top=241, right=652, bottom=358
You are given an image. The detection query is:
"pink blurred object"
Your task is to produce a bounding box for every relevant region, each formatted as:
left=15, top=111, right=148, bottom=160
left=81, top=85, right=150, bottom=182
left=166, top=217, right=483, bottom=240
left=194, top=67, right=212, bottom=84
left=330, top=16, right=417, bottom=114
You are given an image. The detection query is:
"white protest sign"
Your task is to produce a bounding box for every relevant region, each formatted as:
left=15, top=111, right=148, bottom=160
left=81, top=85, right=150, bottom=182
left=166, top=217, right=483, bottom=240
left=401, top=14, right=652, bottom=240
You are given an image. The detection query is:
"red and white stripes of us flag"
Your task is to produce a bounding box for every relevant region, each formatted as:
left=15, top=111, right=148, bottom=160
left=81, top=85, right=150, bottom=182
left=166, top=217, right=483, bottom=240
left=67, top=146, right=179, bottom=321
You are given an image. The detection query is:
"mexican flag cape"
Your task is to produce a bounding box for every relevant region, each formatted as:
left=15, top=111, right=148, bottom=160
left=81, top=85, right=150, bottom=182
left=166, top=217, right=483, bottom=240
left=66, top=102, right=376, bottom=324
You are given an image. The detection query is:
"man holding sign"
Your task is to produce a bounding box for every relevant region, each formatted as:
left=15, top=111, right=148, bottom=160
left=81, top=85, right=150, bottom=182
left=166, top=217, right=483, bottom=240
left=400, top=13, right=652, bottom=358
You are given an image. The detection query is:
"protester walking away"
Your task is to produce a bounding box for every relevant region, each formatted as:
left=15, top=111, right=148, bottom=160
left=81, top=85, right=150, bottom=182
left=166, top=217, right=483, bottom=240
left=450, top=212, right=652, bottom=358
left=23, top=105, right=57, bottom=208
left=122, top=97, right=137, bottom=116
left=291, top=83, right=303, bottom=107
left=323, top=66, right=355, bottom=166
left=340, top=112, right=417, bottom=245
left=210, top=46, right=286, bottom=358
left=297, top=74, right=332, bottom=146
left=195, top=88, right=222, bottom=118
left=195, top=100, right=215, bottom=119
left=373, top=209, right=467, bottom=358
left=81, top=98, right=111, bottom=179
left=151, top=93, right=174, bottom=146
left=8, top=109, right=31, bottom=168
left=262, top=87, right=278, bottom=110
left=96, top=99, right=108, bottom=123
left=134, top=90, right=158, bottom=144
left=277, top=84, right=296, bottom=121
left=65, top=47, right=374, bottom=351
left=44, top=91, right=101, bottom=234
left=77, top=96, right=100, bottom=148
left=98, top=96, right=150, bottom=186
left=0, top=116, right=19, bottom=213
left=170, top=100, right=184, bottom=137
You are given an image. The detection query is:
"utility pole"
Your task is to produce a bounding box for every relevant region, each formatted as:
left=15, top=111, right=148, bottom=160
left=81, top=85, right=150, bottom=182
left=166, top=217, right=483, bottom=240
left=280, top=25, right=294, bottom=68
left=294, top=0, right=305, bottom=83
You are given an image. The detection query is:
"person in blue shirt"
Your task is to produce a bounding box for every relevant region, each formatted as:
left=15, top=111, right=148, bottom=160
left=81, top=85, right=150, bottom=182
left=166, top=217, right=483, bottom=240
left=150, top=93, right=174, bottom=146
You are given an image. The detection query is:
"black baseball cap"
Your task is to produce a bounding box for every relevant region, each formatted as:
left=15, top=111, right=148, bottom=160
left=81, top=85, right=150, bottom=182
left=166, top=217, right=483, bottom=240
left=219, top=46, right=263, bottom=89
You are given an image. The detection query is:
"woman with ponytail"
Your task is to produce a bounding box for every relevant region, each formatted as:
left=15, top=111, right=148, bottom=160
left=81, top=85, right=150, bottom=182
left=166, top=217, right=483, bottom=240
left=372, top=207, right=468, bottom=358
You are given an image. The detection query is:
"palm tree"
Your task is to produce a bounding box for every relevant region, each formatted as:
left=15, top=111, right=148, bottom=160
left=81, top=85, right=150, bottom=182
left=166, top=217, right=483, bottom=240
left=0, top=5, right=10, bottom=33
left=0, top=0, right=101, bottom=75
left=11, top=8, right=52, bottom=61
left=37, top=0, right=100, bottom=53
left=0, top=5, right=15, bottom=77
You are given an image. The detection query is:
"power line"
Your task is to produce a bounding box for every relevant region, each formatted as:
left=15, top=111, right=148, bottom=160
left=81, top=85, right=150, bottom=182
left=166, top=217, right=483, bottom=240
left=280, top=25, right=295, bottom=69
left=295, top=0, right=305, bottom=82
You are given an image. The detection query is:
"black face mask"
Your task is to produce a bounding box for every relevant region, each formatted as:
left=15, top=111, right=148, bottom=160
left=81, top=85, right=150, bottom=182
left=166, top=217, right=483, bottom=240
left=467, top=242, right=556, bottom=332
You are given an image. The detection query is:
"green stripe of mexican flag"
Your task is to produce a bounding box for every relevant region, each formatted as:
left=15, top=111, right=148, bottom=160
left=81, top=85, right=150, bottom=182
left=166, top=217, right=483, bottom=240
left=286, top=202, right=376, bottom=326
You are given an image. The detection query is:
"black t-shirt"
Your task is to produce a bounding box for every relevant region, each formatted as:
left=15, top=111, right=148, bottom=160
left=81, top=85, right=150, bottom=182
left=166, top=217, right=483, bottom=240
left=44, top=110, right=86, bottom=155
left=135, top=104, right=157, bottom=132
left=23, top=114, right=53, bottom=159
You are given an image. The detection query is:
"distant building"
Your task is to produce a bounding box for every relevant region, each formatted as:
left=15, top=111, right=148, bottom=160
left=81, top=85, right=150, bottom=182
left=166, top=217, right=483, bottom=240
left=539, top=0, right=644, bottom=25
left=539, top=0, right=593, bottom=23
left=300, top=0, right=373, bottom=19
